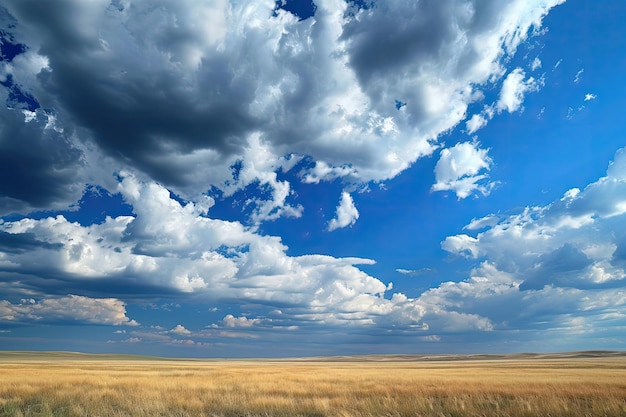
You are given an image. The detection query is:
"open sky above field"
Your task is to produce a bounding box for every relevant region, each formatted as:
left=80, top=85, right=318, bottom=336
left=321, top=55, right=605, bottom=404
left=0, top=0, right=625, bottom=357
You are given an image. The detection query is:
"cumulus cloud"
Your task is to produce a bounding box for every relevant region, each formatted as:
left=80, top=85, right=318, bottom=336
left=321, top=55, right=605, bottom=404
left=0, top=295, right=138, bottom=326
left=0, top=0, right=577, bottom=346
left=496, top=68, right=540, bottom=113
left=413, top=183, right=626, bottom=340
left=442, top=149, right=626, bottom=290
left=7, top=148, right=623, bottom=346
left=328, top=192, right=359, bottom=231
left=170, top=324, right=191, bottom=335
left=0, top=174, right=428, bottom=330
left=584, top=93, right=597, bottom=101
left=432, top=142, right=494, bottom=199
left=221, top=314, right=262, bottom=328
left=0, top=0, right=563, bottom=217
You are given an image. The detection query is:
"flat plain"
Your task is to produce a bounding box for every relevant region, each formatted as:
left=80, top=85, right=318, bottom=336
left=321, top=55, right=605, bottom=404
left=1, top=351, right=625, bottom=416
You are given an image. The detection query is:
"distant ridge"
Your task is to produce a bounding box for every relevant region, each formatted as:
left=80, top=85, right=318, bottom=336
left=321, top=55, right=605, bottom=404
left=293, top=350, right=626, bottom=362
left=0, top=351, right=168, bottom=361
left=0, top=350, right=625, bottom=362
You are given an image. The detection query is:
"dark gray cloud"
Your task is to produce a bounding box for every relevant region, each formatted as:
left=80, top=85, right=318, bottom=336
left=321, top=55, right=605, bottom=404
left=610, top=236, right=626, bottom=268
left=520, top=244, right=593, bottom=290
left=342, top=0, right=469, bottom=82
left=6, top=0, right=257, bottom=187
left=0, top=106, right=84, bottom=214
left=0, top=230, right=62, bottom=253
left=339, top=0, right=512, bottom=122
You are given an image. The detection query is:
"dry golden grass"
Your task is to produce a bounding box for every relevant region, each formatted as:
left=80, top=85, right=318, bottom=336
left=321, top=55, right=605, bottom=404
left=0, top=353, right=625, bottom=416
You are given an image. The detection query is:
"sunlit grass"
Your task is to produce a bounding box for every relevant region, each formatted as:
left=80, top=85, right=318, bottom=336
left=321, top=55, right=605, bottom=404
left=1, top=354, right=625, bottom=416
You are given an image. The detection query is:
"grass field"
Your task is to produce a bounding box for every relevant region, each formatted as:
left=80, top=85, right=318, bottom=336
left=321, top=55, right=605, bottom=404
left=0, top=352, right=625, bottom=416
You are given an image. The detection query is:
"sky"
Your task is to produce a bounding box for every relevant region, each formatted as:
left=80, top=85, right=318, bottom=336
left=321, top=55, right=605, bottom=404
left=0, top=0, right=625, bottom=358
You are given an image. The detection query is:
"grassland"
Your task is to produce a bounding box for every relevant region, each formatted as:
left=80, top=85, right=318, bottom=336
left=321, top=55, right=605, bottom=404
left=0, top=351, right=625, bottom=416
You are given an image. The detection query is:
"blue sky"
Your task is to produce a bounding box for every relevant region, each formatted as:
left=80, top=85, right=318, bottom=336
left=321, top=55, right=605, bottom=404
left=1, top=0, right=625, bottom=358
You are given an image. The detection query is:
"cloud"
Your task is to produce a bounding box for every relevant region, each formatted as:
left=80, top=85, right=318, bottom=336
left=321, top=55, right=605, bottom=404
left=464, top=214, right=501, bottom=231
left=7, top=145, right=625, bottom=347
left=496, top=68, right=540, bottom=113
left=465, top=104, right=495, bottom=135
left=466, top=63, right=546, bottom=135
left=574, top=68, right=584, bottom=83
left=396, top=268, right=435, bottom=277
left=0, top=174, right=427, bottom=330
left=432, top=142, right=494, bottom=199
left=170, top=324, right=191, bottom=335
left=584, top=93, right=597, bottom=101
left=442, top=147, right=626, bottom=295
left=441, top=234, right=480, bottom=258
left=0, top=0, right=563, bottom=218
left=530, top=57, right=542, bottom=71
left=328, top=192, right=359, bottom=231
left=0, top=295, right=138, bottom=326
left=0, top=107, right=85, bottom=215
left=2, top=0, right=588, bottom=347
left=221, top=314, right=262, bottom=328
left=465, top=112, right=489, bottom=135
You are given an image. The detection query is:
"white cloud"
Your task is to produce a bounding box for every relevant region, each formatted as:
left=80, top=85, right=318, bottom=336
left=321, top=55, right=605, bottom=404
left=0, top=0, right=564, bottom=219
left=465, top=105, right=495, bottom=135
left=441, top=234, right=480, bottom=258
left=530, top=57, right=542, bottom=71
left=442, top=148, right=626, bottom=293
left=464, top=214, right=501, bottom=231
left=537, top=106, right=545, bottom=119
left=496, top=68, right=540, bottom=113
left=465, top=113, right=489, bottom=135
left=8, top=148, right=625, bottom=346
left=328, top=192, right=360, bottom=231
left=584, top=93, right=597, bottom=101
left=432, top=142, right=494, bottom=199
left=0, top=295, right=138, bottom=326
left=222, top=314, right=262, bottom=328
left=396, top=268, right=435, bottom=277
left=0, top=174, right=425, bottom=330
left=574, top=68, right=585, bottom=83
left=170, top=325, right=191, bottom=335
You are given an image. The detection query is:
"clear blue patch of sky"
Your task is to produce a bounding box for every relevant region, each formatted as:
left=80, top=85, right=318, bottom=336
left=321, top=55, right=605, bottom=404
left=2, top=186, right=134, bottom=226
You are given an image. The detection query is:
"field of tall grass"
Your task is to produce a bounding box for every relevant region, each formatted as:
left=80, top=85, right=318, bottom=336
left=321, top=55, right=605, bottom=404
left=0, top=352, right=625, bottom=416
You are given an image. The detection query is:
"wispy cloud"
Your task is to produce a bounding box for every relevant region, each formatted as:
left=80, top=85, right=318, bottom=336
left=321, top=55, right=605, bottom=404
left=396, top=268, right=436, bottom=277
left=574, top=68, right=585, bottom=83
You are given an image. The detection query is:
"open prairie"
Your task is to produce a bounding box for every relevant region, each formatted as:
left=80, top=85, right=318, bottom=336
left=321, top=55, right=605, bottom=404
left=1, top=351, right=625, bottom=417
